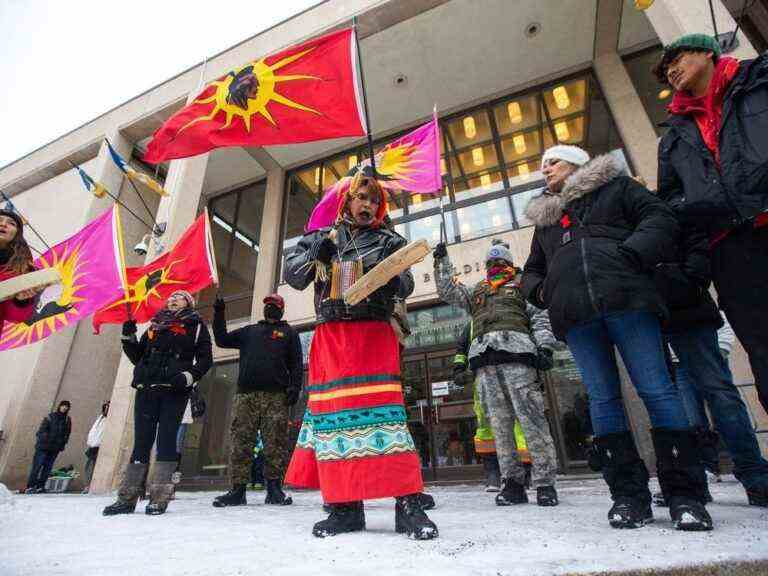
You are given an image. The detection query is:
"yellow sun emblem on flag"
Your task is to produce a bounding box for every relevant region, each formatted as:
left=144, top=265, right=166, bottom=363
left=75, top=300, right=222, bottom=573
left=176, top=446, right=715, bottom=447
left=0, top=244, right=86, bottom=346
left=179, top=47, right=321, bottom=133
left=376, top=143, right=419, bottom=183
left=101, top=258, right=186, bottom=313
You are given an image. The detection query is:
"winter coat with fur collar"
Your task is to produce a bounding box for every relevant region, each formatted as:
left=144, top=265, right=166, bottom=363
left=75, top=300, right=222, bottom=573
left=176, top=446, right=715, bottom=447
left=520, top=154, right=679, bottom=339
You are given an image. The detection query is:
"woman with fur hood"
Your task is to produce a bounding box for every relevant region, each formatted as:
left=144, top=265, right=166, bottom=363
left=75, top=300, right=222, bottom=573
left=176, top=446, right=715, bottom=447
left=521, top=145, right=713, bottom=532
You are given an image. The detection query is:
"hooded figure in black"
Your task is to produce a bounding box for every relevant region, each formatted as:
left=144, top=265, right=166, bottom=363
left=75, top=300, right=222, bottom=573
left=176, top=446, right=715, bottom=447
left=522, top=145, right=713, bottom=532
left=25, top=400, right=72, bottom=493
left=103, top=290, right=212, bottom=517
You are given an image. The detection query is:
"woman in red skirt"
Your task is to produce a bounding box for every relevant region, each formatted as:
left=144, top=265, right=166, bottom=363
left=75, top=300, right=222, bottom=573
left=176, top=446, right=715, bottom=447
left=284, top=170, right=437, bottom=540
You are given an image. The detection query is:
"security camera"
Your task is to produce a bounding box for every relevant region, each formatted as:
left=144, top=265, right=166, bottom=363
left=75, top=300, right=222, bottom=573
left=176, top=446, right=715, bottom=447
left=133, top=234, right=150, bottom=256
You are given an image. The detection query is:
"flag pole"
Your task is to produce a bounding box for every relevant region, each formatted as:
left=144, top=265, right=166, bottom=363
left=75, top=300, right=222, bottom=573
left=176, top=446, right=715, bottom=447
left=352, top=18, right=377, bottom=176
left=433, top=105, right=448, bottom=245
left=0, top=191, right=52, bottom=252
left=204, top=207, right=220, bottom=286
left=113, top=205, right=131, bottom=303
left=68, top=162, right=155, bottom=234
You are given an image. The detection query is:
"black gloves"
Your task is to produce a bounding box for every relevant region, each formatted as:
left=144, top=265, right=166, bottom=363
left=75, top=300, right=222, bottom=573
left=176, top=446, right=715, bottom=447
left=213, top=296, right=226, bottom=313
left=168, top=372, right=193, bottom=390
left=122, top=320, right=137, bottom=337
left=285, top=387, right=300, bottom=406
left=453, top=369, right=475, bottom=388
left=535, top=347, right=554, bottom=371
left=433, top=242, right=447, bottom=260
left=314, top=236, right=337, bottom=265
left=190, top=387, right=207, bottom=418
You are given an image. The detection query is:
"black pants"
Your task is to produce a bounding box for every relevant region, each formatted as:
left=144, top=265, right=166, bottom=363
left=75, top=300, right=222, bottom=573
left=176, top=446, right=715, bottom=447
left=27, top=449, right=58, bottom=489
left=131, top=390, right=188, bottom=463
left=711, top=225, right=768, bottom=413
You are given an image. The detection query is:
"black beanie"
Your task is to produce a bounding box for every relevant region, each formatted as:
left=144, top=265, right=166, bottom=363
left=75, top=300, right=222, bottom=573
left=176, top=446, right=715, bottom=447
left=58, top=400, right=71, bottom=409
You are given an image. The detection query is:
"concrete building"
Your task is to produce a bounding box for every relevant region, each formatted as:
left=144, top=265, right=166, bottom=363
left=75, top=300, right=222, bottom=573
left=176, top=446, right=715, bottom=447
left=1, top=0, right=767, bottom=492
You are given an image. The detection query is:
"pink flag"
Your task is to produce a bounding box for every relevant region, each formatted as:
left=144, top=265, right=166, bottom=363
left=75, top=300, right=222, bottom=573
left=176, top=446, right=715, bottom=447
left=0, top=206, right=127, bottom=350
left=306, top=113, right=441, bottom=232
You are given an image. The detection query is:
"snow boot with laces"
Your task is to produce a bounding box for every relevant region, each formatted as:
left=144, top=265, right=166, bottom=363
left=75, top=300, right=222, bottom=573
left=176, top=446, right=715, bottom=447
left=103, top=462, right=148, bottom=516
left=145, top=461, right=177, bottom=515
left=213, top=484, right=247, bottom=508
left=395, top=494, right=439, bottom=540
left=595, top=432, right=653, bottom=529
left=264, top=478, right=293, bottom=505
left=495, top=477, right=528, bottom=505
left=536, top=485, right=559, bottom=506
left=312, top=502, right=365, bottom=537
left=653, top=429, right=713, bottom=531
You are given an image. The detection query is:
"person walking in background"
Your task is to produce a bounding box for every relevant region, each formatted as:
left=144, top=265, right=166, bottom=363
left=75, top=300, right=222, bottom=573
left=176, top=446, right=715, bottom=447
left=82, top=401, right=109, bottom=494
left=435, top=238, right=559, bottom=507
left=522, top=145, right=712, bottom=531
left=211, top=293, right=301, bottom=508
left=25, top=400, right=72, bottom=494
left=102, top=290, right=212, bottom=516
left=655, top=34, right=768, bottom=415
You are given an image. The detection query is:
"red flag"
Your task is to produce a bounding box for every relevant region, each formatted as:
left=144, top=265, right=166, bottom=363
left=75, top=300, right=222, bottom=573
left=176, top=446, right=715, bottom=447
left=144, top=28, right=366, bottom=163
left=93, top=213, right=216, bottom=333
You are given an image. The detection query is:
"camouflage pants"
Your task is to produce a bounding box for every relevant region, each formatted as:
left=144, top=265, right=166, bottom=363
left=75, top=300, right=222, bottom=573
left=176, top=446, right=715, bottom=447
left=229, top=391, right=288, bottom=484
left=476, top=363, right=557, bottom=488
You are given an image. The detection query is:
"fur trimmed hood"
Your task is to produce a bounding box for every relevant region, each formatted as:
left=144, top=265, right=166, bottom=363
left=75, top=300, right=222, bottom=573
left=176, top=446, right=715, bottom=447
left=524, top=154, right=625, bottom=227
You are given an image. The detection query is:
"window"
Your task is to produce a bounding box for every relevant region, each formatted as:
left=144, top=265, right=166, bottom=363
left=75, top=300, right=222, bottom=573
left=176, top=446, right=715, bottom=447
left=281, top=72, right=624, bottom=281
left=200, top=181, right=266, bottom=319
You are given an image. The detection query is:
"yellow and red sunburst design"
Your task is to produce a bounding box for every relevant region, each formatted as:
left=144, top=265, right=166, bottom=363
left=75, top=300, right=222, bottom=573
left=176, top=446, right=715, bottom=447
left=100, top=258, right=187, bottom=314
left=0, top=244, right=87, bottom=347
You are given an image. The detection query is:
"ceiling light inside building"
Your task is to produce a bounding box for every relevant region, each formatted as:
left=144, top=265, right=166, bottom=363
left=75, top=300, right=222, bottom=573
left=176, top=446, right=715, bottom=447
left=553, top=86, right=570, bottom=110
left=348, top=155, right=358, bottom=169
left=658, top=88, right=672, bottom=100
left=518, top=162, right=530, bottom=179
left=314, top=167, right=321, bottom=186
left=555, top=121, right=570, bottom=142
left=480, top=174, right=492, bottom=189
left=472, top=147, right=485, bottom=167
left=513, top=134, right=527, bottom=154
left=463, top=116, right=477, bottom=139
left=412, top=194, right=423, bottom=206
left=441, top=158, right=448, bottom=175
left=508, top=101, right=523, bottom=124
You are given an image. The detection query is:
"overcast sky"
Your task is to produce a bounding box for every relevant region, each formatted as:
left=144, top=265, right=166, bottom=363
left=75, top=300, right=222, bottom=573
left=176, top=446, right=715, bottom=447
left=0, top=0, right=320, bottom=168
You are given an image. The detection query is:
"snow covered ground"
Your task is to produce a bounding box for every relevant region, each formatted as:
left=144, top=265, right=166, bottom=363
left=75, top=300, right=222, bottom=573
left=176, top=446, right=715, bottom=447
left=1, top=477, right=766, bottom=576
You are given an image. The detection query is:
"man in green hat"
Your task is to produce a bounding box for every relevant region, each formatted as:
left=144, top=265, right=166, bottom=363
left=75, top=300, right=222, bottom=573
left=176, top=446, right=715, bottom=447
left=655, top=34, right=768, bottom=508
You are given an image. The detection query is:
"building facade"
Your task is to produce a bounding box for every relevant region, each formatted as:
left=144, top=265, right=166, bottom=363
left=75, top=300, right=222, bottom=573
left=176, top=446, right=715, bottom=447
left=1, top=0, right=766, bottom=492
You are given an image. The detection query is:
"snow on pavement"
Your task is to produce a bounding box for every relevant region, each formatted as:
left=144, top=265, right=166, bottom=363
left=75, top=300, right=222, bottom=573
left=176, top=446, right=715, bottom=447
left=1, top=478, right=766, bottom=576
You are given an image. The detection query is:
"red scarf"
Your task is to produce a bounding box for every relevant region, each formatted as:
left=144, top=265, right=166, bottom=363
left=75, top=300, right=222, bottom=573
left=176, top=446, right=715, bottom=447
left=668, top=57, right=740, bottom=166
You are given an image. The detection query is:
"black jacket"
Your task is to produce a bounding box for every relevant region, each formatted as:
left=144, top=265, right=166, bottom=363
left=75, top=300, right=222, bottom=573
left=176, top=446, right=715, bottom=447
left=284, top=223, right=414, bottom=323
left=123, top=316, right=213, bottom=390
left=213, top=308, right=302, bottom=394
left=658, top=53, right=768, bottom=238
left=653, top=223, right=723, bottom=334
left=521, top=154, right=679, bottom=340
left=35, top=412, right=71, bottom=453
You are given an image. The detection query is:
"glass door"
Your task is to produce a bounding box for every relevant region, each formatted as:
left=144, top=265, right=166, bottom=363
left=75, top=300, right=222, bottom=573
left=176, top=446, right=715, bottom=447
left=402, top=356, right=436, bottom=481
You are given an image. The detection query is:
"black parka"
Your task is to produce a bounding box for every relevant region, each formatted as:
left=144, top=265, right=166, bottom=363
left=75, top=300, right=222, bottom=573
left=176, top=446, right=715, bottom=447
left=284, top=223, right=414, bottom=323
left=35, top=411, right=71, bottom=453
left=521, top=154, right=679, bottom=340
left=123, top=316, right=213, bottom=390
left=658, top=53, right=768, bottom=237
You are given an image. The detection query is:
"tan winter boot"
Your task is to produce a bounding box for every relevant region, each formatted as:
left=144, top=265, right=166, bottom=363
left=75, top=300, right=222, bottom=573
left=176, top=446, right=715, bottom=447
left=103, top=462, right=148, bottom=516
left=145, top=461, right=177, bottom=516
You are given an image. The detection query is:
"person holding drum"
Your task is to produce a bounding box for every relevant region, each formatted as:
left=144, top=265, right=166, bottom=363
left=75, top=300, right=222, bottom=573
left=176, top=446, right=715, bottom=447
left=283, top=167, right=437, bottom=540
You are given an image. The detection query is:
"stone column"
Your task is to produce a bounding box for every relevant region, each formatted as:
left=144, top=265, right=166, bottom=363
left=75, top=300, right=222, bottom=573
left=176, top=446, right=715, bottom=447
left=645, top=0, right=757, bottom=60
left=593, top=52, right=660, bottom=187
left=250, top=166, right=286, bottom=322
left=0, top=133, right=134, bottom=489
left=89, top=151, right=210, bottom=494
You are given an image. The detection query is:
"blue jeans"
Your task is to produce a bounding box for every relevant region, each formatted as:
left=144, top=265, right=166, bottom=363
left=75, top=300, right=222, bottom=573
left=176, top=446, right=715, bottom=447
left=672, top=362, right=709, bottom=428
left=27, top=449, right=58, bottom=489
left=566, top=310, right=689, bottom=436
left=668, top=326, right=768, bottom=489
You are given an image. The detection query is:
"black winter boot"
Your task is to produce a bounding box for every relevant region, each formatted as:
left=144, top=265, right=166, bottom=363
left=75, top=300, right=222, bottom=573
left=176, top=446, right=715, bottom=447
left=536, top=485, right=559, bottom=507
left=418, top=492, right=436, bottom=510
left=652, top=428, right=713, bottom=531
left=145, top=461, right=176, bottom=516
left=495, top=477, right=528, bottom=505
left=312, top=502, right=365, bottom=537
left=103, top=462, right=148, bottom=516
left=264, top=478, right=293, bottom=505
left=483, top=454, right=501, bottom=492
left=595, top=432, right=653, bottom=529
left=213, top=484, right=247, bottom=508
left=395, top=494, right=438, bottom=540
left=746, top=483, right=768, bottom=507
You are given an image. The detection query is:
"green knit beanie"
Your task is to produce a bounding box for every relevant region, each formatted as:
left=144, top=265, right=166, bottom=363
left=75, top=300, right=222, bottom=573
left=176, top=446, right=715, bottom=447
left=665, top=34, right=722, bottom=57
